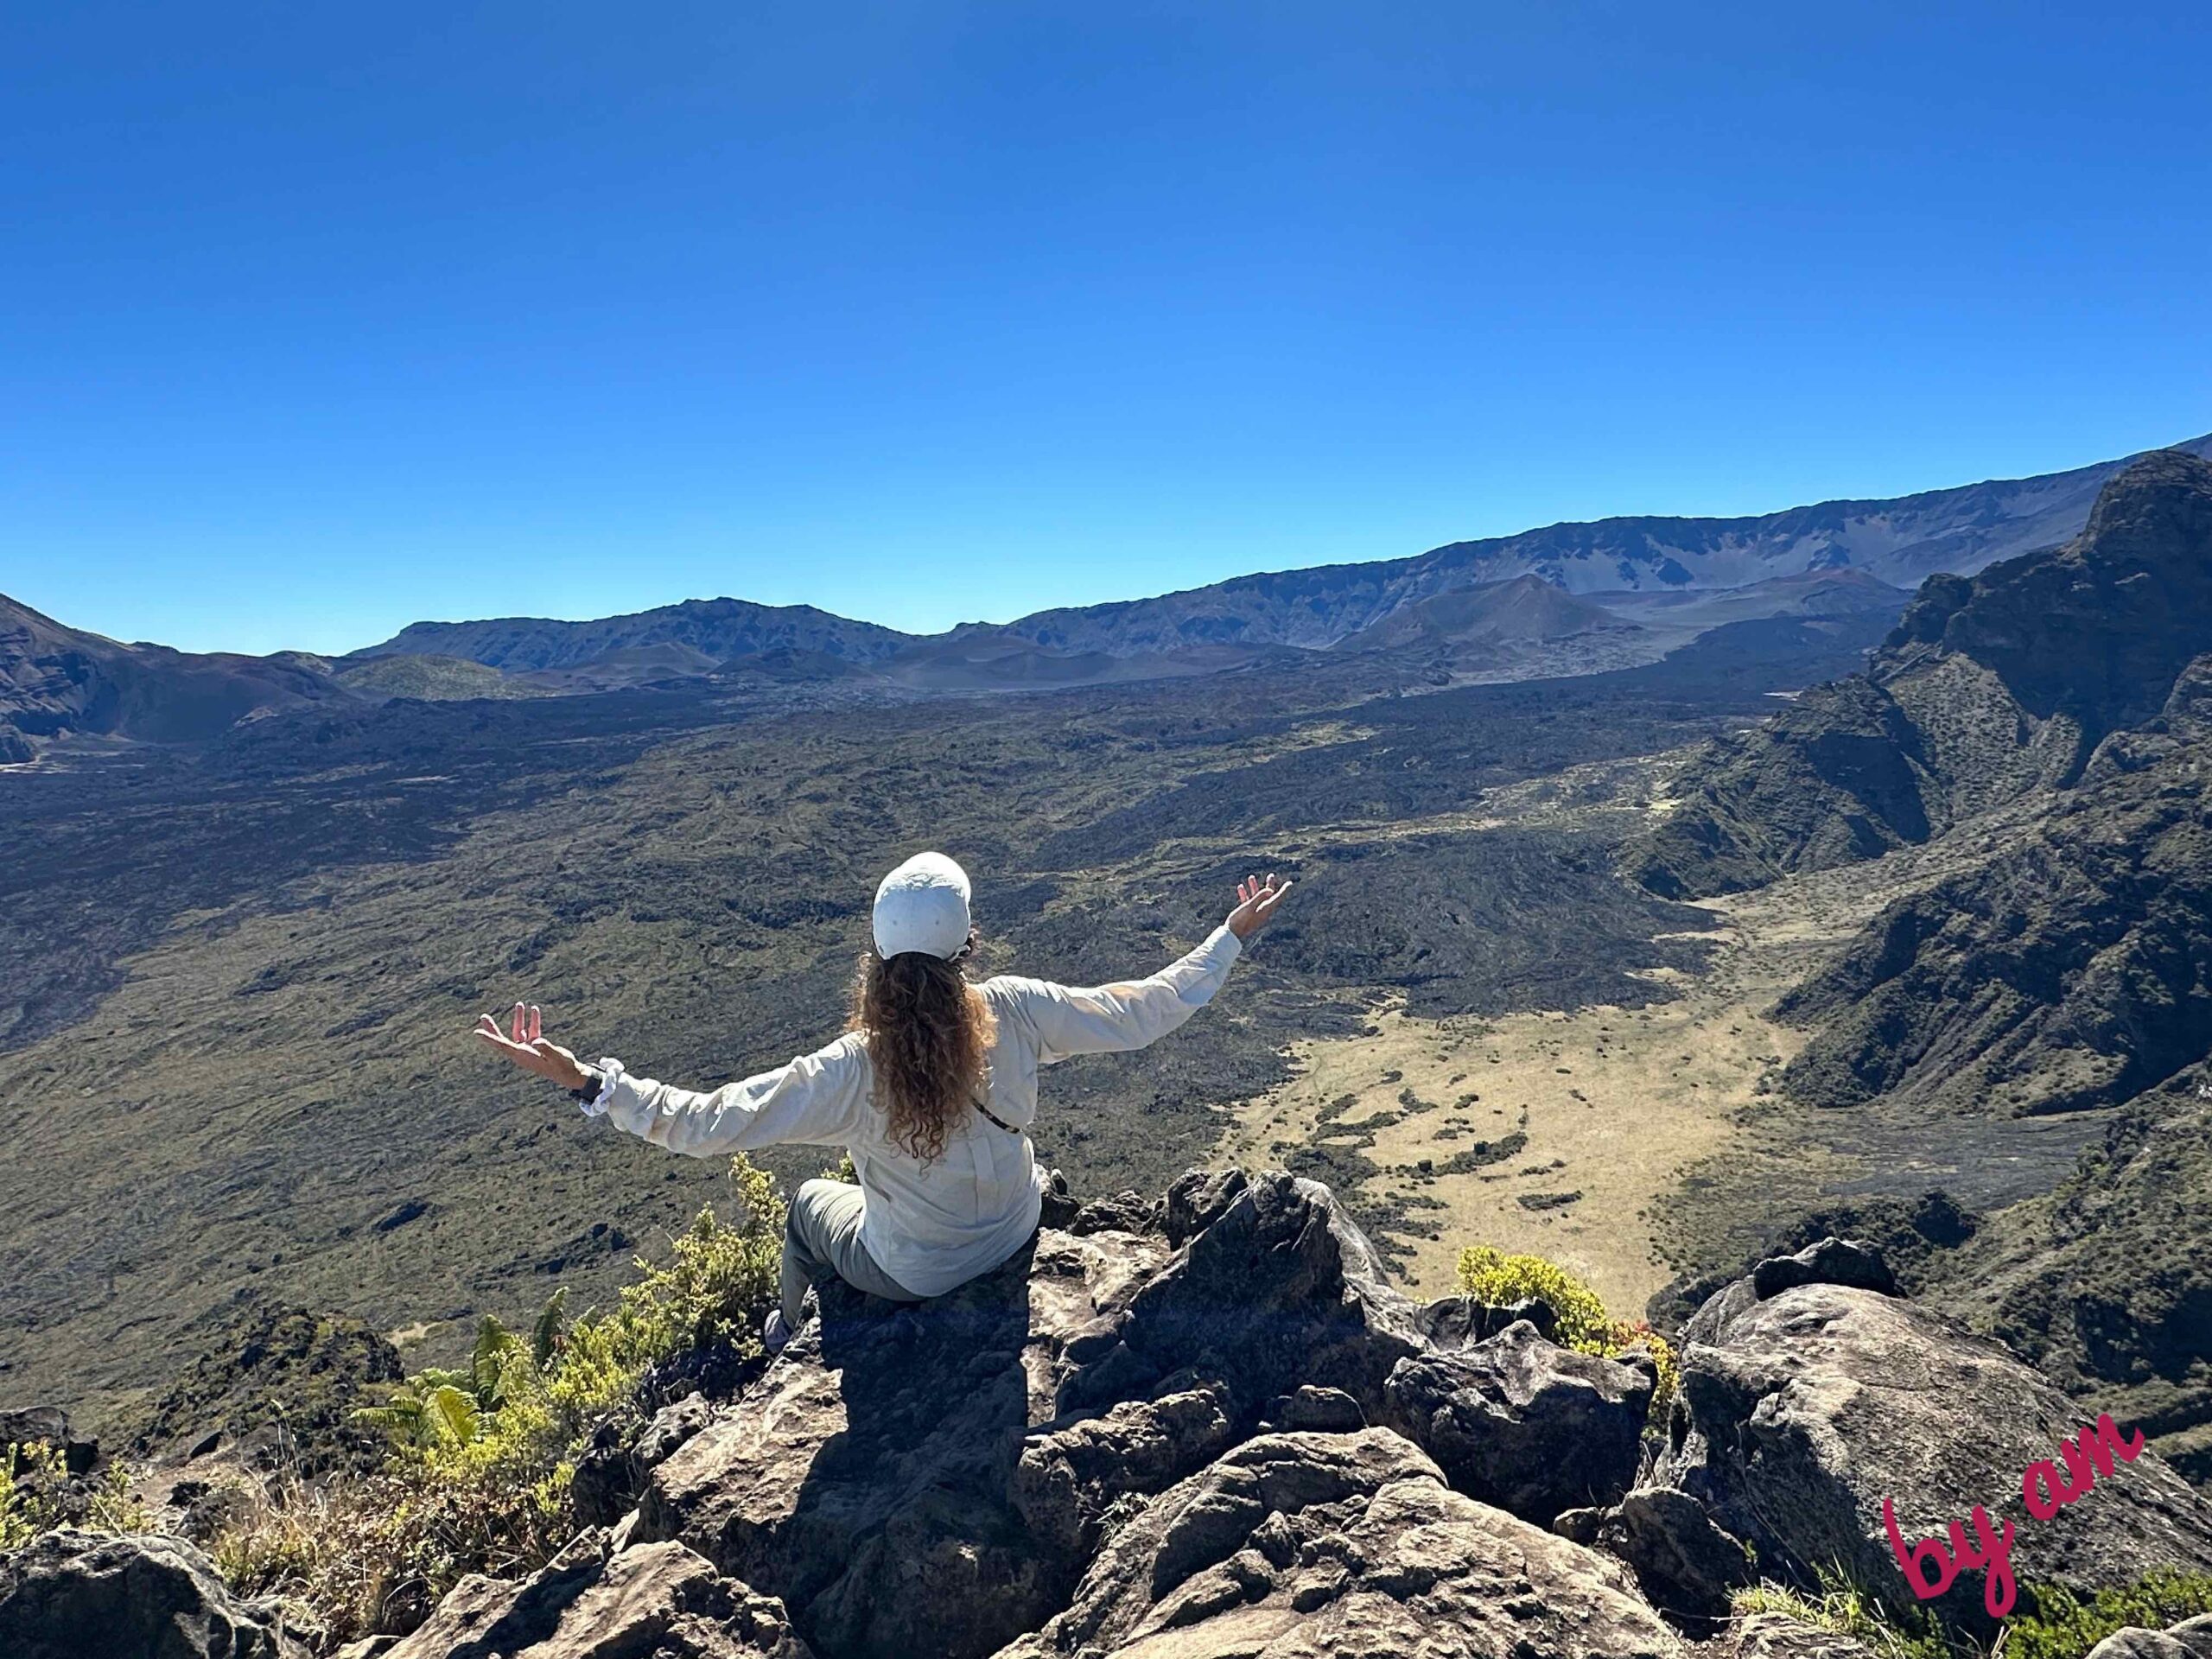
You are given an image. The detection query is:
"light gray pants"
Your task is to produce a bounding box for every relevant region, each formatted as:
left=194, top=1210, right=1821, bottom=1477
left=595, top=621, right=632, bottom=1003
left=780, top=1179, right=921, bottom=1326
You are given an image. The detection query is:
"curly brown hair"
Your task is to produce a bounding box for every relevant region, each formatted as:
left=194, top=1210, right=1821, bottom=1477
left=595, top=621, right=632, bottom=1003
left=848, top=932, right=996, bottom=1164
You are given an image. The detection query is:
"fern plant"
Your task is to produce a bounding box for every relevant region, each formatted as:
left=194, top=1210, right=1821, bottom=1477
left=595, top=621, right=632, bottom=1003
left=275, top=1156, right=788, bottom=1640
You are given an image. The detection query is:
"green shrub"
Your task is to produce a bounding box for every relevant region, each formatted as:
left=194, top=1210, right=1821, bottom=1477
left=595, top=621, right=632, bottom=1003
left=1731, top=1566, right=2212, bottom=1659
left=2003, top=1573, right=2212, bottom=1659
left=1455, top=1245, right=1611, bottom=1346
left=1453, top=1244, right=1679, bottom=1416
left=215, top=1154, right=786, bottom=1643
left=0, top=1442, right=149, bottom=1550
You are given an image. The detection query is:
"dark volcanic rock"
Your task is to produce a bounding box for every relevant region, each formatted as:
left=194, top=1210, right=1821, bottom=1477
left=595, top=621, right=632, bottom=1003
left=0, top=1406, right=97, bottom=1476
left=1160, top=1166, right=1249, bottom=1246
left=1266, top=1383, right=1367, bottom=1432
left=628, top=1171, right=1477, bottom=1658
left=334, top=1166, right=2212, bottom=1659
left=1013, top=1382, right=1242, bottom=1559
left=632, top=1226, right=1173, bottom=1659
left=995, top=1428, right=1687, bottom=1659
left=1068, top=1171, right=1425, bottom=1419
left=1416, top=1292, right=1560, bottom=1347
left=0, top=1528, right=304, bottom=1659
left=379, top=1531, right=812, bottom=1659
left=1382, top=1319, right=1655, bottom=1524
left=572, top=1390, right=717, bottom=1527
left=1750, top=1236, right=1898, bottom=1300
left=1067, top=1189, right=1160, bottom=1236
left=1709, top=1611, right=1887, bottom=1657
left=130, top=1305, right=404, bottom=1475
left=1595, top=1485, right=1755, bottom=1624
left=1661, top=1280, right=2212, bottom=1634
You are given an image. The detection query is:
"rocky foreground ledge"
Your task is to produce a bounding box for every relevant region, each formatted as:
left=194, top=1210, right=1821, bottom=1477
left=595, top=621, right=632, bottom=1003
left=8, top=1168, right=2212, bottom=1659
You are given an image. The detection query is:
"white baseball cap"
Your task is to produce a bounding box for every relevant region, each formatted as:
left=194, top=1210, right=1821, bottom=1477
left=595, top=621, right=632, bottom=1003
left=871, top=851, right=973, bottom=960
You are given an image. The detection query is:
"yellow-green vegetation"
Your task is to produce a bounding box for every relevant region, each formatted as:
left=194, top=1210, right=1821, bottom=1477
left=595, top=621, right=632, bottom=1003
left=1732, top=1567, right=2212, bottom=1659
left=0, top=1442, right=149, bottom=1550
left=1453, top=1243, right=1678, bottom=1416
left=212, top=1156, right=785, bottom=1643
left=1732, top=1572, right=1955, bottom=1659
left=2002, top=1573, right=2212, bottom=1659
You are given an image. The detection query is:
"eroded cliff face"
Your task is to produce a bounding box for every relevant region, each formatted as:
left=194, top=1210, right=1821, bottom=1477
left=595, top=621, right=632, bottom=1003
left=1628, top=448, right=2212, bottom=903
left=1616, top=454, right=2212, bottom=1490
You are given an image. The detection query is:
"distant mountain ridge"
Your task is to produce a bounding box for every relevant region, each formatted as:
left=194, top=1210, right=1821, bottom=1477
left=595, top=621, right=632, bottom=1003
left=1331, top=572, right=1630, bottom=652
left=957, top=432, right=2212, bottom=658
left=353, top=594, right=915, bottom=672
left=0, top=594, right=349, bottom=762
left=356, top=430, right=2212, bottom=667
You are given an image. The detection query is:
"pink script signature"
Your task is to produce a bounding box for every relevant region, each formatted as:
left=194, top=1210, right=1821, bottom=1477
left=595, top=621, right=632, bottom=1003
left=1883, top=1413, right=2146, bottom=1620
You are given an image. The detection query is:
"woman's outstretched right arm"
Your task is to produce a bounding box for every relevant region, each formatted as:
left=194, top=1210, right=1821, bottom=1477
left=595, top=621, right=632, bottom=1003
left=474, top=1002, right=871, bottom=1156
left=999, top=873, right=1293, bottom=1062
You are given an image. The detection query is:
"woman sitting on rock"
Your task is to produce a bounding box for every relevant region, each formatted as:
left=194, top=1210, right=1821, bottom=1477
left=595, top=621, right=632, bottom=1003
left=475, top=852, right=1292, bottom=1350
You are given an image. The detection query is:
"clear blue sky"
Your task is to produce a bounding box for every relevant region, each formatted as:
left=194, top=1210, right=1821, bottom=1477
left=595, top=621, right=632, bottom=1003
left=3, top=3, right=2207, bottom=656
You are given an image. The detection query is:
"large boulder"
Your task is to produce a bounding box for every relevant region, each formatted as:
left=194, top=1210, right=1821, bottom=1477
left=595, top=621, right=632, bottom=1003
left=379, top=1532, right=810, bottom=1659
left=1011, top=1381, right=1242, bottom=1560
left=1660, top=1281, right=2212, bottom=1634
left=633, top=1226, right=1172, bottom=1659
left=573, top=1389, right=716, bottom=1526
left=0, top=1528, right=305, bottom=1659
left=2088, top=1615, right=2212, bottom=1658
left=1381, top=1318, right=1654, bottom=1525
left=1749, top=1236, right=1897, bottom=1301
left=994, top=1427, right=1686, bottom=1659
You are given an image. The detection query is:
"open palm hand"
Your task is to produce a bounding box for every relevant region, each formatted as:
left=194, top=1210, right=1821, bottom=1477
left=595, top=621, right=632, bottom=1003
left=1225, top=872, right=1294, bottom=939
left=474, top=1002, right=591, bottom=1092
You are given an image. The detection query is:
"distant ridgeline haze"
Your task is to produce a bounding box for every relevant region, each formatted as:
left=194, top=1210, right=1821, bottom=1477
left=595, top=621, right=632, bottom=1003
left=5, top=428, right=2207, bottom=758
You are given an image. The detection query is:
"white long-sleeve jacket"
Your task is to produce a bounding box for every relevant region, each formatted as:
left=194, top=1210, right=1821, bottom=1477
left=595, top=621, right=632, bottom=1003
left=584, top=925, right=1243, bottom=1296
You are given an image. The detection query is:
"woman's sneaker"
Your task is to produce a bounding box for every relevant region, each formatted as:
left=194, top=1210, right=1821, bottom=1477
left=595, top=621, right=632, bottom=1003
left=761, top=1307, right=793, bottom=1354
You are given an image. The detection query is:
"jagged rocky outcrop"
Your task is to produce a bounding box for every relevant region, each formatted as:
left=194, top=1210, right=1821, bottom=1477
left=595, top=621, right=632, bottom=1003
left=0, top=1528, right=307, bottom=1659
left=527, top=1173, right=2212, bottom=1656
left=1380, top=1319, right=1655, bottom=1522
left=996, top=1428, right=1685, bottom=1659
left=626, top=1171, right=1452, bottom=1659
left=1629, top=448, right=2212, bottom=899
left=367, top=1530, right=812, bottom=1659
left=16, top=1169, right=2212, bottom=1659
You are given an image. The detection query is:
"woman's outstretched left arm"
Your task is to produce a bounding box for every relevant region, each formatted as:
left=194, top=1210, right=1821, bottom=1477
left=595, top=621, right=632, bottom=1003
left=474, top=1002, right=871, bottom=1156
